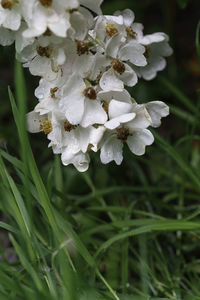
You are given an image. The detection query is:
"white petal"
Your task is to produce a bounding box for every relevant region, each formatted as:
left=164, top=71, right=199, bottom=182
left=61, top=148, right=90, bottom=172
left=100, top=135, right=123, bottom=165
left=105, top=113, right=136, bottom=130
left=100, top=68, right=124, bottom=91
left=26, top=111, right=45, bottom=133
left=70, top=11, right=88, bottom=40
left=0, top=27, right=14, bottom=46
left=98, top=89, right=132, bottom=104
left=29, top=56, right=58, bottom=81
left=89, top=53, right=109, bottom=81
left=127, top=105, right=152, bottom=130
left=119, top=40, right=147, bottom=66
left=59, top=75, right=85, bottom=125
left=81, top=99, right=107, bottom=127
left=138, top=56, right=166, bottom=80
left=106, top=34, right=122, bottom=58
left=140, top=32, right=166, bottom=45
left=3, top=10, right=21, bottom=31
left=118, top=63, right=138, bottom=87
left=108, top=99, right=133, bottom=118
left=127, top=129, right=154, bottom=155
left=89, top=126, right=106, bottom=152
left=114, top=9, right=135, bottom=27
left=145, top=101, right=169, bottom=127
left=48, top=14, right=70, bottom=37
left=77, top=126, right=105, bottom=152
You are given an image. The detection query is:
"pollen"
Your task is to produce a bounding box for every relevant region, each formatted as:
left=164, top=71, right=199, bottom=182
left=77, top=41, right=89, bottom=56
left=116, top=127, right=131, bottom=142
left=83, top=87, right=97, bottom=100
left=39, top=0, right=52, bottom=8
left=126, top=27, right=137, bottom=39
left=105, top=24, right=119, bottom=37
left=37, top=46, right=52, bottom=58
left=64, top=120, right=77, bottom=132
left=1, top=0, right=16, bottom=9
left=50, top=87, right=58, bottom=98
left=40, top=120, right=52, bottom=135
left=112, top=58, right=125, bottom=75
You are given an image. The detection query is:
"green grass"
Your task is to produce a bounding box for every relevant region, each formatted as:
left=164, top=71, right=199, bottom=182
left=0, top=1, right=200, bottom=299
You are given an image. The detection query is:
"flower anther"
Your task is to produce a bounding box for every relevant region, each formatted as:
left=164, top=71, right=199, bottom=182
left=105, top=24, right=119, bottom=37
left=64, top=120, right=77, bottom=132
left=126, top=27, right=137, bottom=39
left=83, top=87, right=97, bottom=100
left=50, top=87, right=58, bottom=98
left=112, top=58, right=126, bottom=75
left=77, top=41, right=89, bottom=56
left=39, top=0, right=52, bottom=8
left=116, top=127, right=131, bottom=142
left=40, top=120, right=52, bottom=134
left=37, top=46, right=52, bottom=58
left=1, top=0, right=16, bottom=9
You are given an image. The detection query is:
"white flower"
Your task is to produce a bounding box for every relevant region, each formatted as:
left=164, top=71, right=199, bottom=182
left=59, top=74, right=107, bottom=127
left=99, top=33, right=147, bottom=90
left=134, top=32, right=173, bottom=80
left=0, top=0, right=22, bottom=30
left=20, top=38, right=66, bottom=80
left=22, top=0, right=77, bottom=38
left=100, top=102, right=154, bottom=165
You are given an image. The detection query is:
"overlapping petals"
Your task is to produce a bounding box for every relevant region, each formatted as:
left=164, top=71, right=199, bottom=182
left=0, top=2, right=172, bottom=171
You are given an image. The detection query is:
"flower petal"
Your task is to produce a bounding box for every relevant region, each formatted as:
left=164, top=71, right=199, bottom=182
left=119, top=40, right=147, bottom=66
left=61, top=148, right=90, bottom=172
left=100, top=135, right=123, bottom=165
left=127, top=129, right=154, bottom=155
left=81, top=99, right=107, bottom=127
left=145, top=101, right=169, bottom=127
left=105, top=113, right=136, bottom=130
left=59, top=75, right=85, bottom=125
left=108, top=99, right=133, bottom=118
left=26, top=111, right=45, bottom=133
left=100, top=68, right=124, bottom=91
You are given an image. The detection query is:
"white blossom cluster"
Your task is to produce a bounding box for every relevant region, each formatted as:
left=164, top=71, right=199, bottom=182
left=0, top=0, right=172, bottom=172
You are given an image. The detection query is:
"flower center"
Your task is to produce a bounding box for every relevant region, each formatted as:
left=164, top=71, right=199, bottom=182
left=39, top=0, right=52, bottom=8
left=64, top=120, right=77, bottom=132
left=1, top=0, right=16, bottom=9
left=50, top=87, right=58, bottom=98
left=116, top=127, right=131, bottom=142
left=37, top=46, right=52, bottom=58
left=77, top=41, right=89, bottom=56
left=126, top=27, right=137, bottom=39
left=105, top=24, right=119, bottom=37
left=43, top=28, right=52, bottom=36
left=40, top=120, right=52, bottom=135
left=112, top=58, right=125, bottom=75
left=83, top=87, right=97, bottom=100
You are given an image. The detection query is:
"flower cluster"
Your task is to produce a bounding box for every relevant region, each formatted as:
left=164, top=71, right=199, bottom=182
left=0, top=0, right=172, bottom=171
